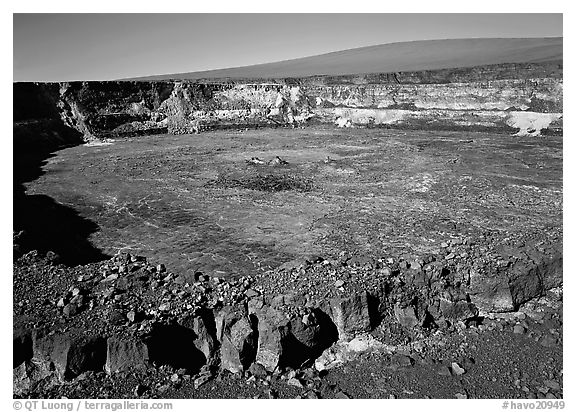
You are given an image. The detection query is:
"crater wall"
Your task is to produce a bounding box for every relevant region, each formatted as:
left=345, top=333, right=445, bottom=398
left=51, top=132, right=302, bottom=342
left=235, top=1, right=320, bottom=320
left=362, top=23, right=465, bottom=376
left=14, top=61, right=563, bottom=145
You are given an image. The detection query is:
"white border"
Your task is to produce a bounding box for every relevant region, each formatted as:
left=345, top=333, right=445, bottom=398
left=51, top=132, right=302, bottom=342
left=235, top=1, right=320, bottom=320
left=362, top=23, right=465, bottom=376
left=3, top=5, right=572, bottom=412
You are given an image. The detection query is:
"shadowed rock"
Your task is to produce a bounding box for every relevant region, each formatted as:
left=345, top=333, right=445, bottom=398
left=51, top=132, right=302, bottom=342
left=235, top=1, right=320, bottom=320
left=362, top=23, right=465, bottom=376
left=394, top=303, right=421, bottom=329
left=439, top=296, right=478, bottom=321
left=13, top=329, right=33, bottom=369
left=13, top=359, right=59, bottom=396
left=180, top=310, right=218, bottom=367
left=215, top=306, right=257, bottom=373
left=32, top=329, right=107, bottom=379
left=252, top=305, right=291, bottom=371
left=249, top=301, right=338, bottom=371
left=285, top=309, right=338, bottom=367
left=469, top=251, right=563, bottom=312
left=145, top=323, right=207, bottom=374
left=326, top=291, right=372, bottom=339
left=508, top=254, right=563, bottom=308
left=105, top=337, right=149, bottom=374
left=468, top=267, right=515, bottom=312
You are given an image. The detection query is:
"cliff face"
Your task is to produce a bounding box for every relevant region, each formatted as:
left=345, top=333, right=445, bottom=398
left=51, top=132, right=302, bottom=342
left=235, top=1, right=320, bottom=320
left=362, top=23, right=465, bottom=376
left=13, top=83, right=84, bottom=154
left=14, top=62, right=563, bottom=143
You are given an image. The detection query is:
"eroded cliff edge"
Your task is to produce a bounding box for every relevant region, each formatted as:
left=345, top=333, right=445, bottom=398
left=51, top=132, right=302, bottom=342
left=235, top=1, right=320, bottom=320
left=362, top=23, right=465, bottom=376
left=14, top=61, right=563, bottom=147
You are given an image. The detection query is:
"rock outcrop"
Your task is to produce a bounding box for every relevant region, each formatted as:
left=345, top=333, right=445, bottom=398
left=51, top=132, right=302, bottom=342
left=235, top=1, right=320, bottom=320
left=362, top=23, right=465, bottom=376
left=13, top=231, right=563, bottom=394
left=14, top=61, right=563, bottom=144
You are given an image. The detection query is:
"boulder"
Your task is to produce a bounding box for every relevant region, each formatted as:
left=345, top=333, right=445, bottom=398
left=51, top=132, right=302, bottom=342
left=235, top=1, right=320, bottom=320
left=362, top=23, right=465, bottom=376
left=253, top=305, right=290, bottom=372
left=250, top=302, right=338, bottom=371
left=389, top=354, right=414, bottom=369
left=468, top=268, right=514, bottom=312
left=215, top=306, right=257, bottom=373
left=105, top=337, right=149, bottom=374
left=327, top=291, right=371, bottom=339
left=394, top=304, right=420, bottom=329
left=508, top=254, right=562, bottom=307
left=314, top=334, right=387, bottom=371
left=508, top=259, right=544, bottom=307
left=439, top=297, right=478, bottom=321
left=248, top=362, right=268, bottom=379
left=174, top=272, right=196, bottom=285
left=192, top=316, right=217, bottom=365
left=285, top=310, right=334, bottom=368
left=32, top=330, right=107, bottom=379
left=295, top=309, right=337, bottom=352
left=541, top=255, right=563, bottom=291
left=13, top=359, right=58, bottom=396
left=180, top=311, right=218, bottom=366
left=468, top=249, right=562, bottom=313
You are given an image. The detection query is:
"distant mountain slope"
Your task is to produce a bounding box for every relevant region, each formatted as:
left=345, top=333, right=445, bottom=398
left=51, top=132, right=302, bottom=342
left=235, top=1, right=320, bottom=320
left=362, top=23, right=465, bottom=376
left=132, top=37, right=563, bottom=81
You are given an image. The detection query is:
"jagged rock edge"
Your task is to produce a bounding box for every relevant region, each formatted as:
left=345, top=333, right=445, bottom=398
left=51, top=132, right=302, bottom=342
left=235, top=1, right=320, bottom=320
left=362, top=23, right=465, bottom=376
left=14, top=253, right=562, bottom=386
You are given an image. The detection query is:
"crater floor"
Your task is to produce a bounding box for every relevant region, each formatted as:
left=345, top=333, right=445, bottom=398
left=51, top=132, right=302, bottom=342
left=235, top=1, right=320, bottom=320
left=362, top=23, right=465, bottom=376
left=24, top=126, right=562, bottom=279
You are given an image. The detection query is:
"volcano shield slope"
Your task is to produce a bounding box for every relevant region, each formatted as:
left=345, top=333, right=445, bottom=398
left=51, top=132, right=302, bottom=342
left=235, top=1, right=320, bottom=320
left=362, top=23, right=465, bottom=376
left=133, top=37, right=562, bottom=81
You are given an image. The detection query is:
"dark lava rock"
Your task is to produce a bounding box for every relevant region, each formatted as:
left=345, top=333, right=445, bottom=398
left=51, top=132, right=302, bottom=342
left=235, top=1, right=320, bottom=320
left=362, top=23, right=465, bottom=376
left=394, top=303, right=420, bottom=329
left=32, top=330, right=107, bottom=380
left=215, top=306, right=257, bottom=373
left=253, top=305, right=291, bottom=371
left=105, top=337, right=150, bottom=374
left=326, top=291, right=371, bottom=338
left=181, top=312, right=218, bottom=366
left=439, top=297, right=478, bottom=321
left=248, top=362, right=268, bottom=379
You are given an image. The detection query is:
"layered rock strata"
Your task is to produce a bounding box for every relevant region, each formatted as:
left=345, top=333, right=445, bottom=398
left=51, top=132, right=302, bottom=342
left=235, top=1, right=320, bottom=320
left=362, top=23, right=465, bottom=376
left=13, top=62, right=563, bottom=147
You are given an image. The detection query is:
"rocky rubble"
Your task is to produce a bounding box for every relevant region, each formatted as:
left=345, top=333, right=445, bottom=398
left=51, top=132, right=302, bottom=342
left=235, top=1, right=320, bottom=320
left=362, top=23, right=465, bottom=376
left=14, top=226, right=562, bottom=397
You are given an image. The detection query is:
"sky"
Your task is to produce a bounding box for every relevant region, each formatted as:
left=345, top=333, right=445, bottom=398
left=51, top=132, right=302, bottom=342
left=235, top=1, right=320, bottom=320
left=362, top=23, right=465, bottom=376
left=13, top=13, right=563, bottom=82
